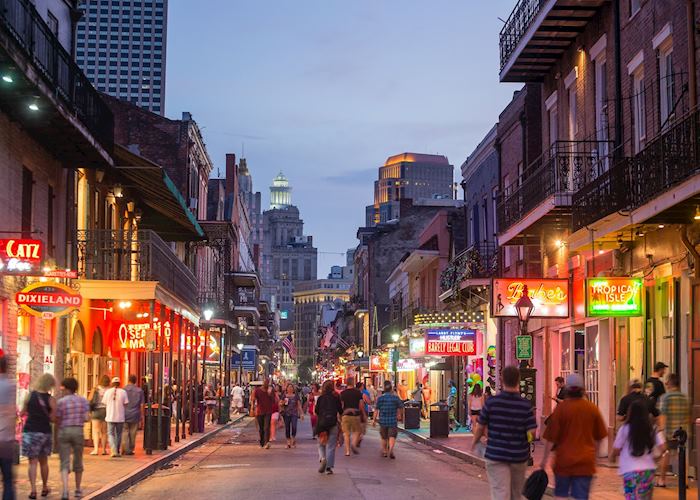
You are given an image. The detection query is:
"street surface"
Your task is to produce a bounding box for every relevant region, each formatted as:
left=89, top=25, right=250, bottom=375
left=117, top=417, right=491, bottom=500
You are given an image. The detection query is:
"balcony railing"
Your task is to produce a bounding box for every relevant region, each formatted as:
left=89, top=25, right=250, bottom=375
left=499, top=0, right=542, bottom=71
left=498, top=140, right=614, bottom=233
left=76, top=229, right=197, bottom=307
left=440, top=243, right=499, bottom=293
left=0, top=0, right=113, bottom=150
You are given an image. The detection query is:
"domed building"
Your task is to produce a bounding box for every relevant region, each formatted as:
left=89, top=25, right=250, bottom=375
left=270, top=172, right=292, bottom=209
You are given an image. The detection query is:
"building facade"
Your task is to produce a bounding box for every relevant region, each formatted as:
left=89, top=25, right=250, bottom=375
left=76, top=0, right=168, bottom=114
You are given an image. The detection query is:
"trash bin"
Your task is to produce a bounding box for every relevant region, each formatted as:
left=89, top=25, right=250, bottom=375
left=144, top=404, right=171, bottom=450
left=218, top=397, right=230, bottom=424
left=430, top=401, right=449, bottom=438
left=403, top=402, right=421, bottom=430
left=196, top=401, right=206, bottom=432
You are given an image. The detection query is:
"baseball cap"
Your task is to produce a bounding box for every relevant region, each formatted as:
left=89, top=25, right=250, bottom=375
left=111, top=377, right=121, bottom=384
left=628, top=379, right=642, bottom=389
left=565, top=373, right=584, bottom=390
left=654, top=361, right=668, bottom=371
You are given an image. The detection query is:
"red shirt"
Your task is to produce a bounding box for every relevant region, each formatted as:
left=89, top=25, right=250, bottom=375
left=253, top=387, right=274, bottom=416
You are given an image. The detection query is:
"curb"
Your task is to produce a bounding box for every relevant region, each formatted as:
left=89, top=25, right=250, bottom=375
left=85, top=415, right=248, bottom=500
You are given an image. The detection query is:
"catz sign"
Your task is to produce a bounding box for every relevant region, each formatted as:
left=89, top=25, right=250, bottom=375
left=16, top=282, right=82, bottom=319
left=0, top=239, right=42, bottom=274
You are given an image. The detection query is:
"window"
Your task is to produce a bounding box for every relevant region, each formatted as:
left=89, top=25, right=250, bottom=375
left=629, top=0, right=641, bottom=17
left=658, top=43, right=674, bottom=128
left=632, top=67, right=646, bottom=153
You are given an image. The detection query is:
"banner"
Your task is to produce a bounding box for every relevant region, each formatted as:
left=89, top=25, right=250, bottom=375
left=491, top=278, right=569, bottom=318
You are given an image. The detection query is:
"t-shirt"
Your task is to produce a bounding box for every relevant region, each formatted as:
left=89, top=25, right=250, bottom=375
left=376, top=393, right=404, bottom=427
left=281, top=394, right=300, bottom=417
left=397, top=385, right=408, bottom=401
left=617, top=391, right=659, bottom=418
left=542, top=397, right=608, bottom=476
left=470, top=394, right=483, bottom=411
left=340, top=388, right=363, bottom=413
left=645, top=377, right=665, bottom=406
left=613, top=424, right=664, bottom=475
left=478, top=391, right=537, bottom=463
left=660, top=390, right=690, bottom=440
left=102, top=387, right=129, bottom=423
left=232, top=386, right=244, bottom=401
left=253, top=387, right=274, bottom=416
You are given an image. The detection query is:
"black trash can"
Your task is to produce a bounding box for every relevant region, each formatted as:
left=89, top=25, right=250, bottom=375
left=403, top=402, right=421, bottom=430
left=218, top=397, right=231, bottom=424
left=430, top=401, right=449, bottom=438
left=144, top=404, right=171, bottom=450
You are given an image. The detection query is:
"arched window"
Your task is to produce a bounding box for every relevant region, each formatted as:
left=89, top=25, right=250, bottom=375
left=71, top=321, right=85, bottom=353
left=92, top=327, right=103, bottom=356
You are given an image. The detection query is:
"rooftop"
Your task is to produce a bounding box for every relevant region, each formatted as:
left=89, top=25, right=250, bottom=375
left=383, top=152, right=450, bottom=166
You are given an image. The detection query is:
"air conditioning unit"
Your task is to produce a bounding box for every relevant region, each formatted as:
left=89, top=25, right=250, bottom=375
left=189, top=198, right=198, bottom=209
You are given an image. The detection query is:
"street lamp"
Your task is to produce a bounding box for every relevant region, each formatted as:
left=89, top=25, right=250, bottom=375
left=236, top=343, right=244, bottom=385
left=391, top=333, right=400, bottom=388
left=515, top=285, right=534, bottom=367
left=203, top=308, right=214, bottom=321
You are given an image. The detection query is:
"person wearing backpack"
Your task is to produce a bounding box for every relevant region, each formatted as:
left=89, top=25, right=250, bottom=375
left=88, top=375, right=110, bottom=455
left=314, top=380, right=342, bottom=475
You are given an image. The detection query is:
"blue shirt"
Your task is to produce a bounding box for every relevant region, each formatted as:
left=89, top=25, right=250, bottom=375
left=478, top=391, right=536, bottom=463
left=123, top=384, right=144, bottom=423
left=375, top=393, right=404, bottom=427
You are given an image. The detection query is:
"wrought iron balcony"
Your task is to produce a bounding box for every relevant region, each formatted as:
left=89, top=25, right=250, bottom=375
left=0, top=0, right=113, bottom=162
left=498, top=140, right=613, bottom=235
left=440, top=243, right=499, bottom=293
left=76, top=229, right=197, bottom=307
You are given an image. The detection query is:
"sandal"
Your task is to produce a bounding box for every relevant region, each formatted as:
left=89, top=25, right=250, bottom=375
left=655, top=482, right=667, bottom=488
left=41, top=488, right=50, bottom=497
left=29, top=493, right=37, bottom=499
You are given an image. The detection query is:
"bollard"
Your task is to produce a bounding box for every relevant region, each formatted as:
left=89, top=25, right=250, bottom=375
left=674, top=427, right=688, bottom=500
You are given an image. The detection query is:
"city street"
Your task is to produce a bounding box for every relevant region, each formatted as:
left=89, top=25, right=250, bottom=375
left=117, top=417, right=491, bottom=500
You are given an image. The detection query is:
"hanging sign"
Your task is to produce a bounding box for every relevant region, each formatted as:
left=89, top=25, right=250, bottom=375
left=396, top=358, right=421, bottom=372
left=585, top=277, right=643, bottom=317
left=515, top=335, right=532, bottom=360
left=0, top=239, right=42, bottom=274
left=16, top=282, right=81, bottom=319
left=491, top=278, right=569, bottom=318
left=425, top=329, right=477, bottom=356
left=409, top=337, right=426, bottom=357
left=369, top=354, right=388, bottom=372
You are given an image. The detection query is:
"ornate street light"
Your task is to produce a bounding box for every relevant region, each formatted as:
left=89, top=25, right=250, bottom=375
left=515, top=285, right=534, bottom=323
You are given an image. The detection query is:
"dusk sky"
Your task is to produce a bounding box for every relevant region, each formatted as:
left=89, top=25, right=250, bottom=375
left=166, top=1, right=520, bottom=274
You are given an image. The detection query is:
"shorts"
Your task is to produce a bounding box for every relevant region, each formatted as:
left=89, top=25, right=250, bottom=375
left=380, top=425, right=398, bottom=440
left=22, top=432, right=52, bottom=458
left=342, top=415, right=362, bottom=434
left=58, top=426, right=85, bottom=473
left=622, top=470, right=654, bottom=499
left=554, top=475, right=593, bottom=500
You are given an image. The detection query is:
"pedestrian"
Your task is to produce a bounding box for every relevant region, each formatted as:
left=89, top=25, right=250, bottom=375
left=612, top=400, right=666, bottom=499
left=484, top=386, right=493, bottom=401
left=269, top=384, right=281, bottom=442
left=281, top=383, right=303, bottom=448
left=22, top=373, right=56, bottom=499
left=315, top=380, right=342, bottom=474
left=231, top=383, right=244, bottom=415
left=358, top=382, right=371, bottom=446
left=102, top=377, right=129, bottom=458
left=645, top=361, right=667, bottom=407
left=447, top=380, right=460, bottom=430
left=616, top=379, right=659, bottom=423
left=367, top=383, right=378, bottom=408
left=252, top=379, right=274, bottom=449
left=0, top=356, right=16, bottom=500
left=421, top=380, right=432, bottom=419
left=540, top=373, right=608, bottom=500
left=468, top=383, right=484, bottom=431
left=657, top=373, right=690, bottom=488
left=88, top=375, right=109, bottom=455
left=308, top=383, right=320, bottom=437
left=471, top=366, right=536, bottom=500
left=552, top=376, right=566, bottom=404
left=55, top=377, right=89, bottom=500
left=397, top=380, right=408, bottom=401
left=204, top=384, right=216, bottom=425
left=373, top=380, right=404, bottom=459
left=121, top=375, right=143, bottom=455
left=340, top=377, right=364, bottom=456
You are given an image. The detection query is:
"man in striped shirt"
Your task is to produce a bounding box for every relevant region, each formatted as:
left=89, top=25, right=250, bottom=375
left=472, top=366, right=537, bottom=500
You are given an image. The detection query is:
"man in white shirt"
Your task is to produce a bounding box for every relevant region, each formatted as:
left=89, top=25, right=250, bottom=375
left=102, top=377, right=129, bottom=458
left=231, top=384, right=244, bottom=414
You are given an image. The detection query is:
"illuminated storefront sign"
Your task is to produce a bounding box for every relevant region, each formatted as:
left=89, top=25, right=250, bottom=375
left=369, top=354, right=388, bottom=372
left=586, top=277, right=643, bottom=317
left=118, top=320, right=174, bottom=351
left=16, top=282, right=82, bottom=319
left=0, top=239, right=43, bottom=274
left=409, top=337, right=426, bottom=357
left=425, top=329, right=477, bottom=356
left=491, top=278, right=569, bottom=318
left=396, top=358, right=420, bottom=372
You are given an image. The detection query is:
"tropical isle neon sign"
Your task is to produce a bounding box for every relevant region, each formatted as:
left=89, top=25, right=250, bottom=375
left=586, top=277, right=643, bottom=317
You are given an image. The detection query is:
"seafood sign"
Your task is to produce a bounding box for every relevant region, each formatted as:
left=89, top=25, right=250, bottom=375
left=491, top=278, right=570, bottom=318
left=425, top=329, right=476, bottom=356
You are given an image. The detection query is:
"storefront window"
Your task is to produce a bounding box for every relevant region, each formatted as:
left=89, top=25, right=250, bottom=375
left=585, top=325, right=600, bottom=406
left=560, top=330, right=571, bottom=374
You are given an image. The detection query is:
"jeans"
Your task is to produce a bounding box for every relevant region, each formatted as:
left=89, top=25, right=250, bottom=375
left=0, top=457, right=14, bottom=500
left=256, top=414, right=271, bottom=447
left=318, top=425, right=338, bottom=469
left=107, top=422, right=124, bottom=456
left=485, top=459, right=527, bottom=500
left=554, top=475, right=593, bottom=500
left=284, top=415, right=298, bottom=438
left=121, top=422, right=139, bottom=454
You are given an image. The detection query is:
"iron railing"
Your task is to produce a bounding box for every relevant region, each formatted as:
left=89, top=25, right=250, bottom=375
left=499, top=0, right=543, bottom=71
left=76, top=229, right=197, bottom=307
left=440, top=243, right=499, bottom=293
left=498, top=140, right=614, bottom=232
left=0, top=0, right=113, bottom=150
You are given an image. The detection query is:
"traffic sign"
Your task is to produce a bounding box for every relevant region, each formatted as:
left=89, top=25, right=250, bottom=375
left=232, top=347, right=257, bottom=370
left=515, top=335, right=532, bottom=360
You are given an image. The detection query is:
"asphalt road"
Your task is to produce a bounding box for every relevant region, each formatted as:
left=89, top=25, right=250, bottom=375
left=116, top=416, right=492, bottom=500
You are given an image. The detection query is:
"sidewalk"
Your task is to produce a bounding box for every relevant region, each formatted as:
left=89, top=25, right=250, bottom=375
left=399, top=420, right=698, bottom=499
left=13, top=414, right=248, bottom=500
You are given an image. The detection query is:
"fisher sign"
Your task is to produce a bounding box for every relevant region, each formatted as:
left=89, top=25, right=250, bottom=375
left=586, top=277, right=643, bottom=317
left=425, top=329, right=476, bottom=356
left=16, top=282, right=82, bottom=319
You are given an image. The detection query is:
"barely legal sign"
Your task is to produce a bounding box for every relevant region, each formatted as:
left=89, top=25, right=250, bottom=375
left=425, top=329, right=476, bottom=356
left=16, top=282, right=82, bottom=319
left=586, top=277, right=643, bottom=317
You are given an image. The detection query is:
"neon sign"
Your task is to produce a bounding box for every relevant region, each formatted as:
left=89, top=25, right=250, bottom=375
left=425, top=329, right=477, bottom=356
left=586, top=277, right=643, bottom=317
left=16, top=282, right=81, bottom=319
left=491, top=278, right=570, bottom=318
left=118, top=320, right=172, bottom=351
left=0, top=239, right=42, bottom=274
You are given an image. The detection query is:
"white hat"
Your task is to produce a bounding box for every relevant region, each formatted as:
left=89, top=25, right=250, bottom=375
left=111, top=377, right=121, bottom=384
left=565, top=373, right=584, bottom=390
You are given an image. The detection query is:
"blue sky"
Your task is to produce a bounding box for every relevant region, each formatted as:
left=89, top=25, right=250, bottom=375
left=166, top=1, right=520, bottom=274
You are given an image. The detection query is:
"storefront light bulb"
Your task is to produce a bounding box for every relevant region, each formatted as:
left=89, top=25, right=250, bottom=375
left=118, top=300, right=132, bottom=309
left=28, top=102, right=38, bottom=111
left=2, top=75, right=12, bottom=83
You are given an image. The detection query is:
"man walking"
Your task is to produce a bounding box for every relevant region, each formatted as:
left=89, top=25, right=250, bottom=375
left=251, top=379, right=274, bottom=449
left=540, top=373, right=607, bottom=500
left=231, top=383, right=244, bottom=415
left=55, top=377, right=89, bottom=499
left=340, top=377, right=364, bottom=456
left=616, top=379, right=658, bottom=422
left=472, top=366, right=537, bottom=500
left=645, top=361, right=667, bottom=407
left=121, top=375, right=143, bottom=455
left=102, top=377, right=129, bottom=458
left=0, top=356, right=15, bottom=500
left=658, top=373, right=690, bottom=488
left=372, top=380, right=404, bottom=459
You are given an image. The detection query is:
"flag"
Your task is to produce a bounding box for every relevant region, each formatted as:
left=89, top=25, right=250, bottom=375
left=281, top=334, right=296, bottom=360
left=322, top=325, right=335, bottom=349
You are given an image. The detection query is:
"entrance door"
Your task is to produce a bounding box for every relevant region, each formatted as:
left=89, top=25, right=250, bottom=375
left=585, top=325, right=600, bottom=407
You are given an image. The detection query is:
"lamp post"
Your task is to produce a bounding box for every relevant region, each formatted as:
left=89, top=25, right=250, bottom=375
left=515, top=285, right=535, bottom=367
left=391, top=333, right=400, bottom=388
left=237, top=343, right=244, bottom=385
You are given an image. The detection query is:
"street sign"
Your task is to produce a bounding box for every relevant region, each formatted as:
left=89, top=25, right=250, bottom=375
left=231, top=348, right=257, bottom=370
left=515, top=335, right=532, bottom=360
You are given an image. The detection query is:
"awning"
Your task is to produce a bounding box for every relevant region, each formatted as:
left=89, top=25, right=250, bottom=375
left=114, top=145, right=205, bottom=240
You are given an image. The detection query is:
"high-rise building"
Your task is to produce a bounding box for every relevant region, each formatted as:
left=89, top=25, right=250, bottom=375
left=238, top=158, right=264, bottom=270
left=365, top=153, right=454, bottom=226
left=269, top=172, right=292, bottom=209
left=76, top=0, right=168, bottom=114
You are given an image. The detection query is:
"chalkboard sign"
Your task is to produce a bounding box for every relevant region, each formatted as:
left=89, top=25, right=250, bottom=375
left=519, top=368, right=536, bottom=408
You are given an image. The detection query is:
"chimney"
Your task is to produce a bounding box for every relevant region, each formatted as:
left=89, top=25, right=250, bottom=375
left=226, top=153, right=237, bottom=196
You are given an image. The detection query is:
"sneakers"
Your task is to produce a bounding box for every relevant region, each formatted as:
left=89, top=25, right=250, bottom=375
left=318, top=458, right=327, bottom=473
left=389, top=453, right=396, bottom=460
left=265, top=442, right=271, bottom=449
left=326, top=468, right=334, bottom=475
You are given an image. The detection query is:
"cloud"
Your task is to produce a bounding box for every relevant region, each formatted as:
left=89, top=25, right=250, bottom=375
left=322, top=167, right=376, bottom=185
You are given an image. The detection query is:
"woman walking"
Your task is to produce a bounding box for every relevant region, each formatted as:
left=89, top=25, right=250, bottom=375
left=89, top=375, right=109, bottom=455
left=269, top=385, right=281, bottom=442
left=204, top=384, right=216, bottom=425
left=612, top=399, right=665, bottom=499
left=468, top=384, right=484, bottom=431
left=21, top=373, right=56, bottom=499
left=308, top=383, right=320, bottom=438
left=55, top=377, right=89, bottom=500
left=315, top=380, right=342, bottom=475
left=281, top=383, right=303, bottom=448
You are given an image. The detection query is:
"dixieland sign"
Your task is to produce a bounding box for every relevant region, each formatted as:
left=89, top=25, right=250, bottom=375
left=16, top=282, right=81, bottom=319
